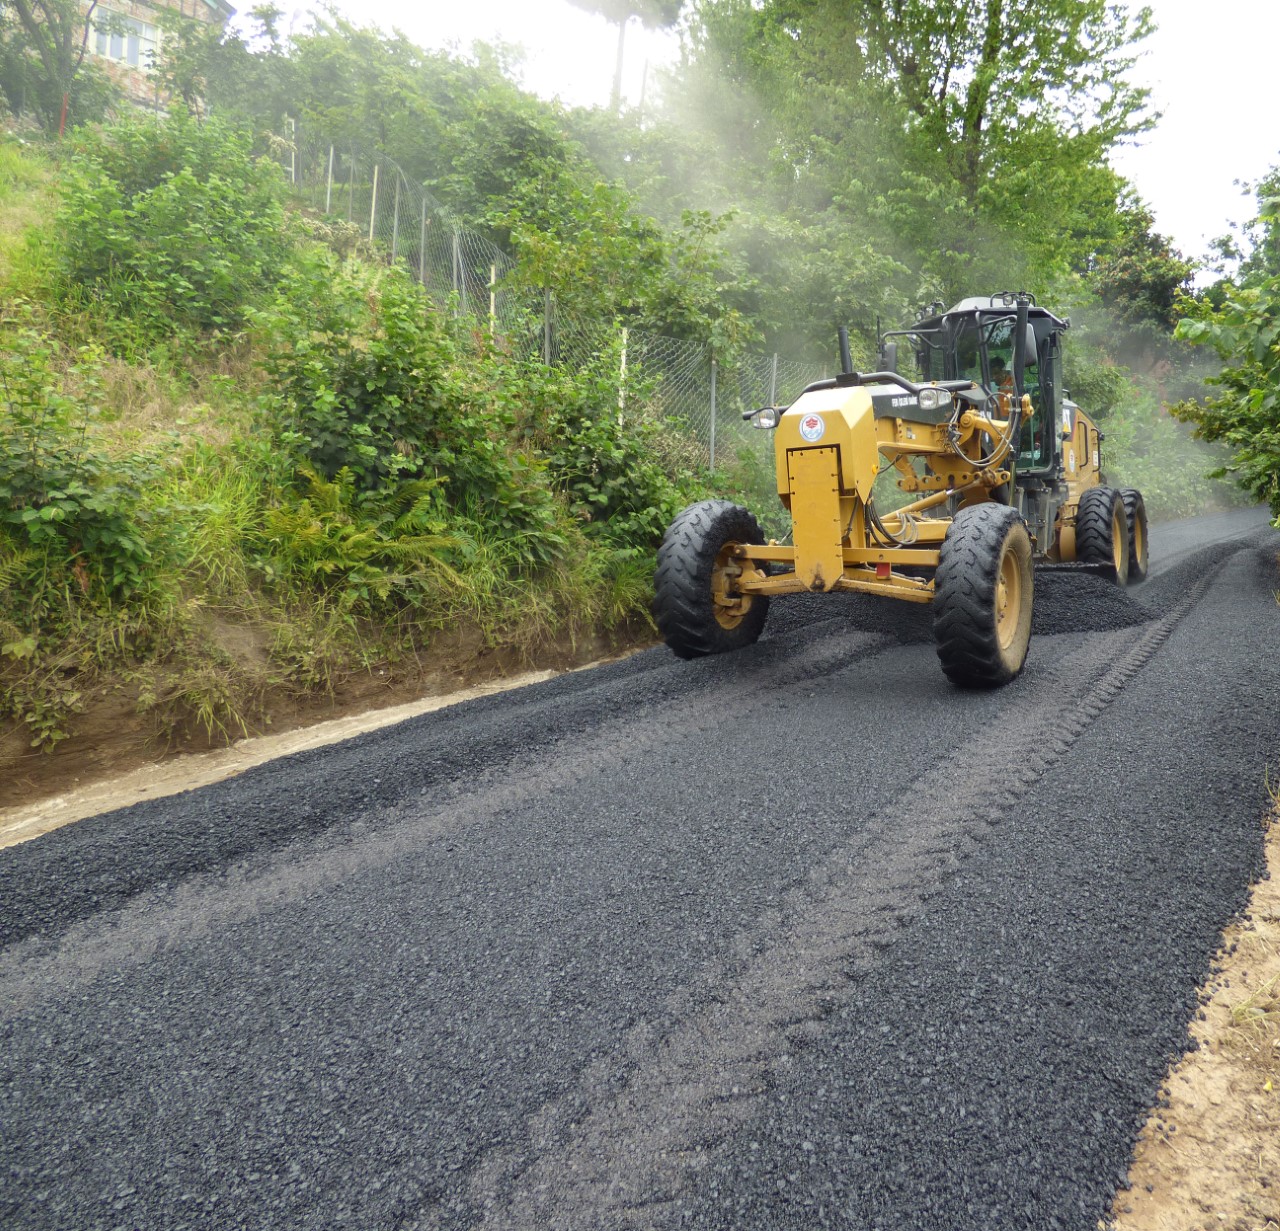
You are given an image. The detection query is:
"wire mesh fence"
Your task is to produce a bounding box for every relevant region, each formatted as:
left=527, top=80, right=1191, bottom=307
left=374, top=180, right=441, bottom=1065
left=279, top=123, right=829, bottom=471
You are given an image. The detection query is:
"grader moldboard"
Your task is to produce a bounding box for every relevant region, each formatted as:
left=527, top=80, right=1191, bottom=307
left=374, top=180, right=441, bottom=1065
left=653, top=292, right=1149, bottom=687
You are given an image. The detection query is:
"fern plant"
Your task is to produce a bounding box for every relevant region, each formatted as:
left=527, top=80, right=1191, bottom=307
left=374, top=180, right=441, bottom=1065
left=260, top=467, right=460, bottom=604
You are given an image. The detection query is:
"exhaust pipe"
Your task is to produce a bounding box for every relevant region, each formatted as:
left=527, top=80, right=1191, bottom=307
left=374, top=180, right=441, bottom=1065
left=1012, top=297, right=1029, bottom=396
left=838, top=326, right=854, bottom=377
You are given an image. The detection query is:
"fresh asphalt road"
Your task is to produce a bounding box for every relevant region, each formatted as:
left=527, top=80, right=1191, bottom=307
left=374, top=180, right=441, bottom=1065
left=2, top=508, right=1278, bottom=1231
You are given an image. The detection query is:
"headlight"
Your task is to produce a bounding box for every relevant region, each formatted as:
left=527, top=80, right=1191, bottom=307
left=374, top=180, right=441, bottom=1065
left=749, top=406, right=780, bottom=430
left=918, top=387, right=950, bottom=411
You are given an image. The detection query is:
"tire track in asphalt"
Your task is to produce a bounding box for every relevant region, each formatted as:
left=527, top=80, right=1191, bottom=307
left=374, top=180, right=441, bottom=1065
left=0, top=627, right=895, bottom=1012
left=443, top=558, right=1224, bottom=1231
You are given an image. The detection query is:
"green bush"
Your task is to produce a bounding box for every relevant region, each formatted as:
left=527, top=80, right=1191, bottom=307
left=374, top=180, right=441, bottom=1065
left=256, top=256, right=459, bottom=489
left=256, top=259, right=570, bottom=566
left=1098, top=388, right=1246, bottom=521
left=501, top=344, right=693, bottom=549
left=0, top=320, right=159, bottom=600
left=54, top=113, right=291, bottom=340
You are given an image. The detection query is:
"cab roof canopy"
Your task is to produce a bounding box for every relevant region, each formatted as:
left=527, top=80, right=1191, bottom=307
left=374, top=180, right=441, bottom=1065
left=916, top=294, right=1068, bottom=332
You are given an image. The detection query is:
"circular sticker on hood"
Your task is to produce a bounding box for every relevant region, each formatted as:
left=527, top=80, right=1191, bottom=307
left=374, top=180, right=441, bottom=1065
left=799, top=413, right=825, bottom=442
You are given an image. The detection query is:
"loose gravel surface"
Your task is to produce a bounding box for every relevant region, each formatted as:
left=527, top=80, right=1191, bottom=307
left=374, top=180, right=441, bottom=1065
left=1, top=509, right=1278, bottom=1231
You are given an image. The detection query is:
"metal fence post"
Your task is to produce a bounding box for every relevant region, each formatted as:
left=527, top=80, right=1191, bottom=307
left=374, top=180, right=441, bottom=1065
left=452, top=232, right=462, bottom=315
left=769, top=352, right=778, bottom=407
left=544, top=289, right=553, bottom=365
left=489, top=264, right=497, bottom=339
left=325, top=145, right=334, bottom=214
left=709, top=358, right=717, bottom=472
left=369, top=164, right=379, bottom=243
left=392, top=177, right=402, bottom=261
left=619, top=327, right=628, bottom=420
left=420, top=201, right=428, bottom=287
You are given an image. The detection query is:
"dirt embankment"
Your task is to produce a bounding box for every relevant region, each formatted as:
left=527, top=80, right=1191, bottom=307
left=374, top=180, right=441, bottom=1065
left=0, top=623, right=653, bottom=834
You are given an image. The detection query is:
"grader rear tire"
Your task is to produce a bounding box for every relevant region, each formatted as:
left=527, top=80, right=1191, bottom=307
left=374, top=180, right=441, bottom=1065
left=934, top=503, right=1034, bottom=689
left=1120, top=487, right=1149, bottom=583
left=1075, top=486, right=1131, bottom=583
left=653, top=500, right=770, bottom=659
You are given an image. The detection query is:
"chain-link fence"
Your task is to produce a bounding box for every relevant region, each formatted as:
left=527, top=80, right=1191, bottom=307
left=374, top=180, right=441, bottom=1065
left=279, top=122, right=829, bottom=470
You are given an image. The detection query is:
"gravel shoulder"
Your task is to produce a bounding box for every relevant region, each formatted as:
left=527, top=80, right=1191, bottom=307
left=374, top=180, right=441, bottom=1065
left=1111, top=806, right=1280, bottom=1231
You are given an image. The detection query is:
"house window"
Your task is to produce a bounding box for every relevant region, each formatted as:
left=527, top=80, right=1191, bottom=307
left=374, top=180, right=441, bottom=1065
left=92, top=9, right=160, bottom=70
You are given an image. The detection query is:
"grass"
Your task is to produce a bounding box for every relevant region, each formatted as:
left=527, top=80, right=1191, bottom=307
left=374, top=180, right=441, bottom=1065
left=1229, top=970, right=1280, bottom=1036
left=0, top=138, right=53, bottom=279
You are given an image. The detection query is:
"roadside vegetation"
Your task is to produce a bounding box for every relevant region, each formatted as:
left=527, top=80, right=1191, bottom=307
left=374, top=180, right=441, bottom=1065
left=0, top=0, right=1271, bottom=761
left=0, top=117, right=713, bottom=755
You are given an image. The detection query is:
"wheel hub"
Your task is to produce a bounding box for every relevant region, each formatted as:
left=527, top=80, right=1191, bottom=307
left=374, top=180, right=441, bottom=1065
left=712, top=549, right=752, bottom=629
left=996, top=550, right=1021, bottom=650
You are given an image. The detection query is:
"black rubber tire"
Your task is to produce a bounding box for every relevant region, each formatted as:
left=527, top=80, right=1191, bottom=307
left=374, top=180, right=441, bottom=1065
left=1120, top=487, right=1149, bottom=583
left=1075, top=486, right=1131, bottom=584
left=934, top=503, right=1034, bottom=689
left=653, top=500, right=770, bottom=659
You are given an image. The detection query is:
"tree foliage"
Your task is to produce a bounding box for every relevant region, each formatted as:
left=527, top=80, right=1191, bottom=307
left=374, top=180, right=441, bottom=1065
left=151, top=4, right=297, bottom=127
left=1175, top=196, right=1280, bottom=520
left=0, top=0, right=116, bottom=131
left=1208, top=165, right=1280, bottom=289
left=565, top=0, right=683, bottom=26
left=855, top=0, right=1152, bottom=202
left=661, top=0, right=1154, bottom=347
left=120, top=0, right=1162, bottom=360
left=1091, top=197, right=1195, bottom=371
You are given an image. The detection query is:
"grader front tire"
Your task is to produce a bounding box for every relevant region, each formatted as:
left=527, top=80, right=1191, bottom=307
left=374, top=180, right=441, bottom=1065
left=653, top=500, right=770, bottom=659
left=934, top=503, right=1034, bottom=689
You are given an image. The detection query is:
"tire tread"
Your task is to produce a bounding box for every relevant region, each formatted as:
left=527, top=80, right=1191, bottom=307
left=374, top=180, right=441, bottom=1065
left=934, top=503, right=1033, bottom=688
left=1075, top=486, right=1130, bottom=583
left=653, top=500, right=770, bottom=659
left=1119, top=487, right=1149, bottom=583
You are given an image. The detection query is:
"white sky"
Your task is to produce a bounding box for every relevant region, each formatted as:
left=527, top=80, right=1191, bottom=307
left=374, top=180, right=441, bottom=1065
left=293, top=0, right=1275, bottom=266
left=1108, top=0, right=1278, bottom=260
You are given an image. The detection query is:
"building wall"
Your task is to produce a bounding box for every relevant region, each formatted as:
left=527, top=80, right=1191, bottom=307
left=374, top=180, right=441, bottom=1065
left=87, top=1, right=232, bottom=108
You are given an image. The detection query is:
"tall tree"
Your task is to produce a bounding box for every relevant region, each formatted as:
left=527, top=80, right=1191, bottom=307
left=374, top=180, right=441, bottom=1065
left=0, top=0, right=115, bottom=131
left=565, top=0, right=683, bottom=110
left=662, top=0, right=1155, bottom=349
left=152, top=4, right=297, bottom=127
left=855, top=0, right=1153, bottom=202
left=1091, top=197, right=1195, bottom=371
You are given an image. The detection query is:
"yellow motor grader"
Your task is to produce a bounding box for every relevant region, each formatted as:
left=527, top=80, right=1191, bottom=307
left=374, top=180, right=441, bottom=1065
left=653, top=292, right=1148, bottom=687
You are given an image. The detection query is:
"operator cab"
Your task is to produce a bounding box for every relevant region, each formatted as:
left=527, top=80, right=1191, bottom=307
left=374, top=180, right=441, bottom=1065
left=880, top=293, right=1069, bottom=476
